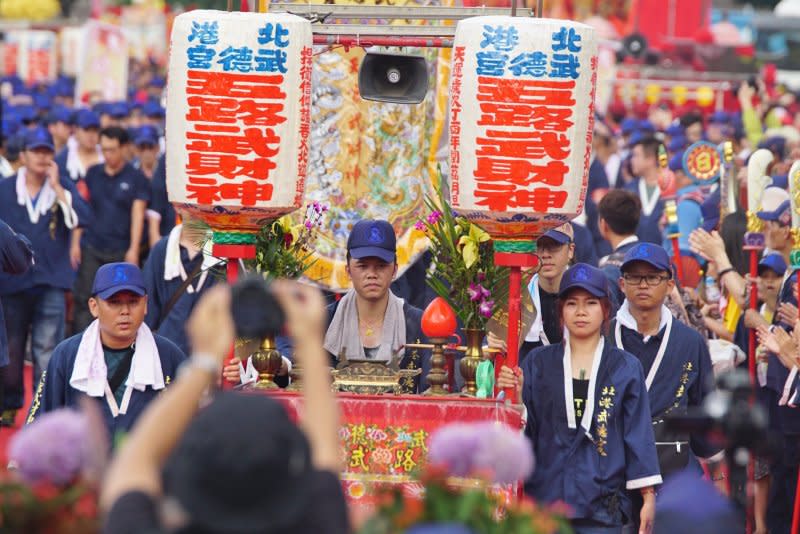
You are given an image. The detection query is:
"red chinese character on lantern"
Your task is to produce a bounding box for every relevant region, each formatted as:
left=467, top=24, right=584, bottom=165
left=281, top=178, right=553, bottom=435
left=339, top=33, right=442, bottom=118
left=186, top=70, right=286, bottom=99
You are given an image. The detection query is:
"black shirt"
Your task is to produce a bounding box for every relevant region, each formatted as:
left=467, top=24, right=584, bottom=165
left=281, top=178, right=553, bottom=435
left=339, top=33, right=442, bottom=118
left=84, top=162, right=151, bottom=252
left=540, top=287, right=562, bottom=345
left=104, top=470, right=350, bottom=534
left=573, top=378, right=589, bottom=420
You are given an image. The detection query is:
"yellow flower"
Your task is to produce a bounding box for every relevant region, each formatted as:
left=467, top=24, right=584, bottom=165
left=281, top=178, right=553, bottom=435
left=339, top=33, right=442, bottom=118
left=458, top=223, right=490, bottom=269
left=272, top=216, right=300, bottom=244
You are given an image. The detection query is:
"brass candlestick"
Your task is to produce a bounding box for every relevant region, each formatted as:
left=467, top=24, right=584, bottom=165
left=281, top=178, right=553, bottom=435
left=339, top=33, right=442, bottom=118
left=459, top=328, right=484, bottom=396
left=249, top=335, right=283, bottom=389
left=423, top=338, right=448, bottom=396
left=286, top=362, right=303, bottom=391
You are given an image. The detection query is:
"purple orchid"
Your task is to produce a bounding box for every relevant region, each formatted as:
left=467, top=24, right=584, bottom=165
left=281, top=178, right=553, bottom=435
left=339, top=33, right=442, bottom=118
left=427, top=210, right=442, bottom=225
left=467, top=283, right=483, bottom=302
left=415, top=220, right=426, bottom=231
left=478, top=299, right=494, bottom=318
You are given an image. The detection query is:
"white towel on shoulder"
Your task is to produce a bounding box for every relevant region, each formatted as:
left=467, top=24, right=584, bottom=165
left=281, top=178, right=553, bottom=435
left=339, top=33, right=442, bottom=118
left=70, top=319, right=164, bottom=416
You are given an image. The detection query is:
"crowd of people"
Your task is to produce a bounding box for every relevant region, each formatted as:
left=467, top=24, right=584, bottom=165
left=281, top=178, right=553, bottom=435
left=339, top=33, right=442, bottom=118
left=0, top=59, right=800, bottom=533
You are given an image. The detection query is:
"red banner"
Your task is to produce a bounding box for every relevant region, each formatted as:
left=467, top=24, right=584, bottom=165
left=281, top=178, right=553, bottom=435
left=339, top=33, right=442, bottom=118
left=271, top=392, right=523, bottom=511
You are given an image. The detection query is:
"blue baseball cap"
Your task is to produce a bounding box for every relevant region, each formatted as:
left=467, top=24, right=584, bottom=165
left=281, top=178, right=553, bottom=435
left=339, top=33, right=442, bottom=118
left=665, top=123, right=684, bottom=137
left=108, top=101, right=129, bottom=119
left=559, top=263, right=609, bottom=298
left=15, top=105, right=37, bottom=124
left=668, top=153, right=684, bottom=172
left=621, top=118, right=638, bottom=136
left=538, top=222, right=574, bottom=245
left=45, top=106, right=73, bottom=126
left=346, top=220, right=396, bottom=263
left=638, top=119, right=655, bottom=133
left=628, top=131, right=646, bottom=147
left=134, top=125, right=159, bottom=147
left=756, top=187, right=791, bottom=226
left=701, top=188, right=721, bottom=232
left=150, top=76, right=166, bottom=88
left=23, top=127, right=55, bottom=151
left=75, top=109, right=100, bottom=129
left=142, top=101, right=165, bottom=118
left=758, top=136, right=786, bottom=158
left=771, top=174, right=788, bottom=190
left=708, top=111, right=729, bottom=125
left=92, top=262, right=147, bottom=300
left=621, top=242, right=673, bottom=277
left=668, top=135, right=687, bottom=153
left=758, top=253, right=787, bottom=277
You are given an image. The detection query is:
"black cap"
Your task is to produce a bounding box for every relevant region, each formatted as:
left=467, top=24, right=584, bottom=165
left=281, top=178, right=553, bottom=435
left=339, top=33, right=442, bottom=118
left=163, top=392, right=315, bottom=533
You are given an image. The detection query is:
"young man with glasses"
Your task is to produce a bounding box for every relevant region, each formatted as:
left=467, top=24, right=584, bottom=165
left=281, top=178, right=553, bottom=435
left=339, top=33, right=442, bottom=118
left=613, top=243, right=723, bottom=530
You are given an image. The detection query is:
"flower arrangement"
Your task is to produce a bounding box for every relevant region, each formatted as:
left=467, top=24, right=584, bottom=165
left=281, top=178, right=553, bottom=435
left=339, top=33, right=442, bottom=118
left=250, top=201, right=328, bottom=279
left=416, top=173, right=508, bottom=331
left=2, top=409, right=103, bottom=533
left=358, top=422, right=571, bottom=534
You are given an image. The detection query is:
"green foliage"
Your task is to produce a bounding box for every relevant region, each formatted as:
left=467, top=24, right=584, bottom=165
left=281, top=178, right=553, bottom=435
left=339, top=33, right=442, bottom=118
left=419, top=168, right=510, bottom=330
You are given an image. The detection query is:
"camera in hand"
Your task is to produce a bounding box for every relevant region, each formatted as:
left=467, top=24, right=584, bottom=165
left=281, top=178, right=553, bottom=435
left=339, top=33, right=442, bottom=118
left=230, top=275, right=285, bottom=340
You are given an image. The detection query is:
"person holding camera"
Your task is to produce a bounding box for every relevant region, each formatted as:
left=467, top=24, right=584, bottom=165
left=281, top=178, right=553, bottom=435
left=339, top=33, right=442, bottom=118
left=100, top=281, right=349, bottom=534
left=28, top=262, right=187, bottom=438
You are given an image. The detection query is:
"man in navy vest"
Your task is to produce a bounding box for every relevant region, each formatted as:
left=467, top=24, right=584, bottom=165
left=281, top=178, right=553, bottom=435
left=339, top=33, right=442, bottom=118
left=0, top=128, right=91, bottom=426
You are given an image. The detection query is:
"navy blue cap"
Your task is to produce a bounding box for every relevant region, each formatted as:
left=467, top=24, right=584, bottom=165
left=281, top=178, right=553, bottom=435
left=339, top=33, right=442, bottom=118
left=771, top=174, right=788, bottom=190
left=108, top=101, right=129, bottom=119
left=150, top=76, right=166, bottom=88
left=708, top=111, right=729, bottom=125
left=757, top=187, right=792, bottom=226
left=665, top=123, right=684, bottom=137
left=621, top=118, right=638, bottom=135
left=701, top=188, right=721, bottom=232
left=33, top=93, right=51, bottom=112
left=638, top=119, right=655, bottom=133
left=628, top=131, right=646, bottom=147
left=23, top=127, right=55, bottom=151
left=45, top=106, right=73, bottom=125
left=134, top=125, right=159, bottom=147
left=15, top=105, right=37, bottom=123
left=668, top=135, right=687, bottom=153
left=759, top=253, right=787, bottom=276
left=621, top=242, right=673, bottom=277
left=346, top=220, right=397, bottom=263
left=668, top=153, right=684, bottom=172
left=142, top=101, right=165, bottom=118
left=655, top=470, right=739, bottom=534
left=558, top=263, right=609, bottom=298
left=92, top=262, right=146, bottom=300
left=538, top=222, right=574, bottom=245
left=75, top=109, right=100, bottom=129
left=758, top=136, right=786, bottom=158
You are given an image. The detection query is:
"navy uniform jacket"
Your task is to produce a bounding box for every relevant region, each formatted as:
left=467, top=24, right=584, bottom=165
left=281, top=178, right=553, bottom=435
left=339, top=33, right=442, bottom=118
left=624, top=179, right=665, bottom=245
left=0, top=219, right=34, bottom=366
left=27, top=332, right=187, bottom=437
left=325, top=299, right=431, bottom=393
left=142, top=237, right=219, bottom=355
left=766, top=270, right=800, bottom=433
left=522, top=341, right=661, bottom=526
left=0, top=175, right=92, bottom=294
left=571, top=222, right=599, bottom=267
left=612, top=315, right=720, bottom=475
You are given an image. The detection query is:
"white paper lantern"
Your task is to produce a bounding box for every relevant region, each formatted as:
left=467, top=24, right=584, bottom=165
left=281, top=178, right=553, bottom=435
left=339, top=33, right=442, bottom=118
left=166, top=10, right=313, bottom=232
left=449, top=17, right=597, bottom=238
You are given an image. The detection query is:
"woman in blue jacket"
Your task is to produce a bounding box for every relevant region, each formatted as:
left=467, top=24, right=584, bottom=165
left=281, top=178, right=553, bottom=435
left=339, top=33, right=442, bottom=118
left=498, top=263, right=661, bottom=534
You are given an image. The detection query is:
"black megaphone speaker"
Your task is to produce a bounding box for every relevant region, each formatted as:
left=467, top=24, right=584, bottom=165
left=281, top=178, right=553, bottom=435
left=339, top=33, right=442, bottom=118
left=358, top=52, right=429, bottom=104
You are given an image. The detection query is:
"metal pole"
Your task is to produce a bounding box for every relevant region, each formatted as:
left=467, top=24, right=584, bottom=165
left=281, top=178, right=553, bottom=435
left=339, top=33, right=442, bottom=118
left=312, top=34, right=455, bottom=48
